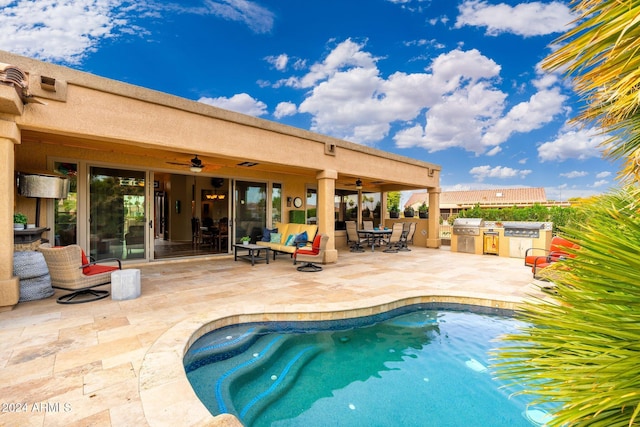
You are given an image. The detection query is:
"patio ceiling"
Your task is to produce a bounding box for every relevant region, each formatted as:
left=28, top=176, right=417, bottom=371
left=19, top=130, right=426, bottom=193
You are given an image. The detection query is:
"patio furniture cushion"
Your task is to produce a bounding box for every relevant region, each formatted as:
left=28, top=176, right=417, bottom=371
left=261, top=227, right=277, bottom=242
left=296, top=234, right=322, bottom=256
left=294, top=231, right=308, bottom=247
left=284, top=234, right=296, bottom=246
left=84, top=264, right=120, bottom=276
left=270, top=233, right=282, bottom=243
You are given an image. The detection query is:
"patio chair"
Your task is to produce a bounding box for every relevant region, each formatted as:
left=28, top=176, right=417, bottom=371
left=39, top=244, right=122, bottom=304
left=398, top=222, right=416, bottom=251
left=346, top=221, right=366, bottom=252
left=530, top=237, right=580, bottom=280
left=383, top=223, right=405, bottom=253
left=293, top=234, right=329, bottom=272
left=363, top=220, right=374, bottom=230
left=524, top=236, right=578, bottom=267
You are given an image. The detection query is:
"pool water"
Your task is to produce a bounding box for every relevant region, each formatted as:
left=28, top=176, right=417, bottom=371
left=185, top=307, right=552, bottom=426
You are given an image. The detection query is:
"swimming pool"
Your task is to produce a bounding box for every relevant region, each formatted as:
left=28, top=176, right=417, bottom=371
left=184, top=304, right=553, bottom=426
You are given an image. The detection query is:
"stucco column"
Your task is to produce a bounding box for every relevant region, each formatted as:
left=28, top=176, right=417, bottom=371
left=316, top=169, right=338, bottom=263
left=0, top=120, right=21, bottom=311
left=427, top=187, right=441, bottom=248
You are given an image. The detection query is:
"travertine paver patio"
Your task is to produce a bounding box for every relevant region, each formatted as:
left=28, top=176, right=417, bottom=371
left=0, top=246, right=547, bottom=427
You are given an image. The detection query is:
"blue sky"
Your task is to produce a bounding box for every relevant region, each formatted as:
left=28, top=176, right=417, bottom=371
left=0, top=0, right=619, bottom=200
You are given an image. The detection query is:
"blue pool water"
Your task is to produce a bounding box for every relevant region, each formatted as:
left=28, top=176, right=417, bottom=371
left=184, top=305, right=553, bottom=426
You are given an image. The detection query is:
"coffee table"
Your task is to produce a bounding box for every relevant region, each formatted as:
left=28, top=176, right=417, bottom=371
left=233, top=243, right=270, bottom=266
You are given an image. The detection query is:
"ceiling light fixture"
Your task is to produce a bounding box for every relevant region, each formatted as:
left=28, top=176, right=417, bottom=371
left=355, top=179, right=363, bottom=190
left=190, top=155, right=203, bottom=173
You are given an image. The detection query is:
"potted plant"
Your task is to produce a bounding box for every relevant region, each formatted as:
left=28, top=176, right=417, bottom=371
left=389, top=204, right=400, bottom=219
left=240, top=236, right=251, bottom=245
left=373, top=201, right=381, bottom=218
left=13, top=212, right=27, bottom=230
left=404, top=206, right=415, bottom=218
left=418, top=202, right=428, bottom=219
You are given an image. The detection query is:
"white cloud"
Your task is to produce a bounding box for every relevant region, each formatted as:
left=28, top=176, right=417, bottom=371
left=481, top=88, right=567, bottom=146
left=274, top=101, right=297, bottom=118
left=280, top=40, right=564, bottom=153
left=592, top=180, right=609, bottom=188
left=595, top=171, right=612, bottom=179
left=265, top=54, right=289, bottom=71
left=168, top=0, right=275, bottom=34
left=0, top=0, right=274, bottom=63
left=455, top=1, right=576, bottom=37
left=0, top=0, right=128, bottom=63
left=469, top=165, right=532, bottom=181
left=198, top=93, right=267, bottom=117
left=560, top=171, right=588, bottom=179
left=538, top=126, right=608, bottom=162
left=290, top=39, right=380, bottom=89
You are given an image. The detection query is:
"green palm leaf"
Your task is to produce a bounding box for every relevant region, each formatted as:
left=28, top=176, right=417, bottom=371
left=492, top=186, right=640, bottom=426
left=543, top=1, right=640, bottom=182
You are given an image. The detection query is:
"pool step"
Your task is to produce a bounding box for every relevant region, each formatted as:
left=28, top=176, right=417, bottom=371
left=213, top=334, right=324, bottom=423
left=184, top=325, right=268, bottom=372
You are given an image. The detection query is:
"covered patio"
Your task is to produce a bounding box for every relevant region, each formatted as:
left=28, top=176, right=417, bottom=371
left=0, top=247, right=548, bottom=427
left=2, top=49, right=443, bottom=311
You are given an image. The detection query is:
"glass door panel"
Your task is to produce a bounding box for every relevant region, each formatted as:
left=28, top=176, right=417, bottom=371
left=234, top=181, right=266, bottom=244
left=53, top=162, right=78, bottom=246
left=89, top=166, right=146, bottom=261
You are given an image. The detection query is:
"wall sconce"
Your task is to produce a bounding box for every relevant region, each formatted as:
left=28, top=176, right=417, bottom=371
left=356, top=179, right=363, bottom=190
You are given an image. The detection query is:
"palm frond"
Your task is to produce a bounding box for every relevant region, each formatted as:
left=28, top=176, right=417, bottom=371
left=492, top=185, right=640, bottom=426
left=543, top=1, right=640, bottom=182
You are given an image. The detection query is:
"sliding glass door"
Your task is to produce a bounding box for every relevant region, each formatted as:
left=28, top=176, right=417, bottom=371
left=234, top=180, right=267, bottom=244
left=89, top=166, right=147, bottom=261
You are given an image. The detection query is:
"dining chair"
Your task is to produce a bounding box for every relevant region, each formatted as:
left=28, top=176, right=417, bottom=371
left=399, top=222, right=416, bottom=251
left=383, top=223, right=405, bottom=253
left=346, top=221, right=366, bottom=252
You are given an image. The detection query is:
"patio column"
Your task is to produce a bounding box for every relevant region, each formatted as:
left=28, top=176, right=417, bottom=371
left=426, top=187, right=441, bottom=249
left=316, top=169, right=338, bottom=263
left=0, top=120, right=21, bottom=310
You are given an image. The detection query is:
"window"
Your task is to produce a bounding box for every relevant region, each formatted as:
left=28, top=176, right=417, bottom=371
left=272, top=183, right=282, bottom=224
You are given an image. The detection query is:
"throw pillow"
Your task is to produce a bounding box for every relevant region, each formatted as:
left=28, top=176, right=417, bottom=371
left=270, top=233, right=282, bottom=243
left=294, top=231, right=308, bottom=247
left=284, top=233, right=297, bottom=246
left=81, top=249, right=91, bottom=274
left=262, top=227, right=277, bottom=242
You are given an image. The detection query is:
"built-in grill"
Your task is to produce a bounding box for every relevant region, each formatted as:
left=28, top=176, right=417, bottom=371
left=452, top=218, right=484, bottom=254
left=503, top=221, right=545, bottom=238
left=452, top=218, right=484, bottom=236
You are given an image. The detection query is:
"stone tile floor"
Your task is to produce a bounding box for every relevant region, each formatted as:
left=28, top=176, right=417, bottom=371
left=0, top=246, right=548, bottom=427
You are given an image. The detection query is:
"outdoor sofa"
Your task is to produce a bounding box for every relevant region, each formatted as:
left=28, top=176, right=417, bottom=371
left=256, top=222, right=318, bottom=259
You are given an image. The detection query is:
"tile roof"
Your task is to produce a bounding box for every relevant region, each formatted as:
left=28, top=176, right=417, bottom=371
left=405, top=187, right=548, bottom=208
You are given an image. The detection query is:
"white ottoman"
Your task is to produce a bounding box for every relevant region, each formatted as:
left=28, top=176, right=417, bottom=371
left=111, top=269, right=141, bottom=300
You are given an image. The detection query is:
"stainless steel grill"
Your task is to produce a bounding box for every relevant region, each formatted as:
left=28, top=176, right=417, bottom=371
left=452, top=218, right=484, bottom=236
left=503, top=221, right=544, bottom=238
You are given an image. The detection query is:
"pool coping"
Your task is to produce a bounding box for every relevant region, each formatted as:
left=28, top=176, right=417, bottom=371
left=139, top=293, right=525, bottom=427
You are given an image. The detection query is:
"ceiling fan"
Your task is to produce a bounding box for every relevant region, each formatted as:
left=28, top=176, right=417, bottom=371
left=166, top=155, right=205, bottom=172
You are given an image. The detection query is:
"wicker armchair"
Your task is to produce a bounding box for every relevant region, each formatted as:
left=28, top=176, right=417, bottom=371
left=39, top=244, right=122, bottom=304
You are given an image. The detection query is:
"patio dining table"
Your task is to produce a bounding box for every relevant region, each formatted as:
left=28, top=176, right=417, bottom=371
left=357, top=228, right=392, bottom=251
